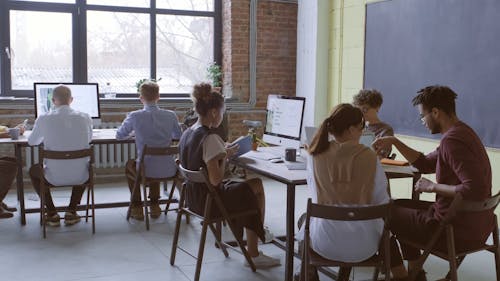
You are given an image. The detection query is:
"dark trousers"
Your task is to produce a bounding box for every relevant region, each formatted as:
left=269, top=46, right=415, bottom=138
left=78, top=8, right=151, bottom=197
left=29, top=164, right=85, bottom=214
left=389, top=199, right=442, bottom=267
left=125, top=159, right=160, bottom=207
left=0, top=157, right=17, bottom=203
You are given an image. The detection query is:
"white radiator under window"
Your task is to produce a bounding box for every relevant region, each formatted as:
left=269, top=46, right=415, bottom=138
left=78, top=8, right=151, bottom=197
left=24, top=122, right=136, bottom=170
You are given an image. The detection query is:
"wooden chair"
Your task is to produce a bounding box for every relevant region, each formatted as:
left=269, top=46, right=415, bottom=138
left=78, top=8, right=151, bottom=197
left=303, top=198, right=391, bottom=281
left=39, top=146, right=95, bottom=239
left=397, top=192, right=500, bottom=281
left=170, top=164, right=258, bottom=281
left=127, top=145, right=180, bottom=230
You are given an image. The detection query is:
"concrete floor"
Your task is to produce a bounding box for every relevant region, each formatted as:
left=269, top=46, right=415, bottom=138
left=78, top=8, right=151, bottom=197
left=0, top=178, right=497, bottom=281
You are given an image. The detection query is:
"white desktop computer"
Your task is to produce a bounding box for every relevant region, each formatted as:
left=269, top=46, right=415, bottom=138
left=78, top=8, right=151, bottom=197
left=34, top=82, right=101, bottom=127
left=262, top=95, right=306, bottom=151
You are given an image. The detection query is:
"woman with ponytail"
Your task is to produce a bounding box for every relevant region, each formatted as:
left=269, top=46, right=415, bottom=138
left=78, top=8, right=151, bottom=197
left=296, top=104, right=390, bottom=280
left=178, top=83, right=281, bottom=268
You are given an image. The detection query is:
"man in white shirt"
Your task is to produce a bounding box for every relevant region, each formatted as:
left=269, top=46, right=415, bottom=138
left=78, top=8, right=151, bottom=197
left=28, top=85, right=93, bottom=227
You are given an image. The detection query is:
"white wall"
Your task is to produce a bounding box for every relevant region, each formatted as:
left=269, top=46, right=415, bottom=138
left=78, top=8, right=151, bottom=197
left=296, top=0, right=330, bottom=139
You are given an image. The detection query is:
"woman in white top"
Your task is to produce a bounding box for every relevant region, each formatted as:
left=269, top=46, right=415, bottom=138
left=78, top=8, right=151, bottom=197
left=296, top=103, right=389, bottom=280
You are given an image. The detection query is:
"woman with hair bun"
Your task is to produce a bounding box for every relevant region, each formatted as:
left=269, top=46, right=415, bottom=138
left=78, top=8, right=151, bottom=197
left=178, top=83, right=280, bottom=268
left=295, top=103, right=389, bottom=280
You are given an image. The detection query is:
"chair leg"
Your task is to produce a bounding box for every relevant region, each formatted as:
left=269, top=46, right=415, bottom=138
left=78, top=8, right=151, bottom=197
left=91, top=185, right=95, bottom=234
left=194, top=220, right=210, bottom=281
left=209, top=222, right=229, bottom=257
left=143, top=184, right=150, bottom=231
left=226, top=220, right=256, bottom=272
left=338, top=267, right=352, bottom=281
left=164, top=179, right=176, bottom=215
left=170, top=187, right=186, bottom=266
left=372, top=265, right=380, bottom=281
left=85, top=185, right=90, bottom=223
left=493, top=224, right=500, bottom=281
left=41, top=185, right=46, bottom=239
left=446, top=227, right=458, bottom=281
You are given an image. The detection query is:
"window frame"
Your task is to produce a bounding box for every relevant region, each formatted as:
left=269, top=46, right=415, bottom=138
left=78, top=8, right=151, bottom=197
left=0, top=0, right=222, bottom=98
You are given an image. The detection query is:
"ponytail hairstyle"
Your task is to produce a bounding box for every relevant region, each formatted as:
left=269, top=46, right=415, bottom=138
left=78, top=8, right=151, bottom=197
left=192, top=82, right=224, bottom=117
left=308, top=103, right=364, bottom=156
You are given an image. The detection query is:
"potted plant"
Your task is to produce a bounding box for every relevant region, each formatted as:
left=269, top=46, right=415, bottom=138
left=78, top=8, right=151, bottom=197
left=206, top=62, right=223, bottom=90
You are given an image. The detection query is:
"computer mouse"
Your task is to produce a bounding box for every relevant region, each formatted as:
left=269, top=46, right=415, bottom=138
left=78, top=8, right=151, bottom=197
left=270, top=158, right=284, bottom=163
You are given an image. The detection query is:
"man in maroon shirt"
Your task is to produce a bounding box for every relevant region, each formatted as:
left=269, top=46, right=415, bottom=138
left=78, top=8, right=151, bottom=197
left=373, top=85, right=494, bottom=281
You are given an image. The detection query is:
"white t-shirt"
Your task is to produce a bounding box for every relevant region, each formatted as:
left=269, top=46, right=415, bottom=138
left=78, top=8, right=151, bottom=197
left=202, top=133, right=227, bottom=163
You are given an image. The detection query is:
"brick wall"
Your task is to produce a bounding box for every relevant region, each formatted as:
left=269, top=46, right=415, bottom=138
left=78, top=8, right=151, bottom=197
left=224, top=0, right=297, bottom=140
left=0, top=0, right=298, bottom=164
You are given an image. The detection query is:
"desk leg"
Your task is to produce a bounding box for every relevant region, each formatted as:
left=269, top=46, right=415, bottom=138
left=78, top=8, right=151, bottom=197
left=285, top=184, right=295, bottom=281
left=15, top=144, right=26, bottom=225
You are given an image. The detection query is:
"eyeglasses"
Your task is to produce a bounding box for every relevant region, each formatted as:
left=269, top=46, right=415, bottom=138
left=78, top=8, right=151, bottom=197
left=420, top=112, right=430, bottom=122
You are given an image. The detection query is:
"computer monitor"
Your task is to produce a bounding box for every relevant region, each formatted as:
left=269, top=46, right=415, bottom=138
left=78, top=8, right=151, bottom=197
left=34, top=83, right=101, bottom=121
left=263, top=95, right=306, bottom=149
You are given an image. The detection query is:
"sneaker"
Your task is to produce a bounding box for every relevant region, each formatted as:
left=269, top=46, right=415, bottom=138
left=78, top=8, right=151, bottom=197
left=130, top=206, right=144, bottom=221
left=244, top=251, right=281, bottom=268
left=0, top=208, right=13, bottom=219
left=45, top=213, right=61, bottom=227
left=1, top=202, right=17, bottom=212
left=263, top=226, right=275, bottom=243
left=150, top=203, right=161, bottom=219
left=64, top=211, right=81, bottom=226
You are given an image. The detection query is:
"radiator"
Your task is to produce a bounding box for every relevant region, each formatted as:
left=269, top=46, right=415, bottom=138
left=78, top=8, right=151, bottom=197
left=24, top=122, right=136, bottom=170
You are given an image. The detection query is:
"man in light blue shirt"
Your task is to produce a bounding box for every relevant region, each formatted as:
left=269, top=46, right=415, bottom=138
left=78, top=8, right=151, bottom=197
left=116, top=81, right=182, bottom=220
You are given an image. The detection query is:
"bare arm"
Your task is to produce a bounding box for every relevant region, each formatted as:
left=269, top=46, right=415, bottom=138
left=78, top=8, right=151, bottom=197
left=205, top=153, right=226, bottom=187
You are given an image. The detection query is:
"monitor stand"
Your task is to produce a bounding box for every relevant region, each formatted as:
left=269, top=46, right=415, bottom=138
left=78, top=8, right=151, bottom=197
left=92, top=118, right=102, bottom=128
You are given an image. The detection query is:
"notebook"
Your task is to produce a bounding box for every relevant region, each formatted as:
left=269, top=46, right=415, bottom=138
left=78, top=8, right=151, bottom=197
left=230, top=135, right=252, bottom=158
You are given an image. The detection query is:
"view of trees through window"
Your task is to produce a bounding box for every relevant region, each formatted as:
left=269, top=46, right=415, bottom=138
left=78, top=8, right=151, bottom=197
left=3, top=0, right=219, bottom=96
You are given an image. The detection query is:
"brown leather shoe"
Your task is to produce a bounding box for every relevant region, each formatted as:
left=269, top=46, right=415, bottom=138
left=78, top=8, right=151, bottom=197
left=150, top=203, right=161, bottom=219
left=0, top=208, right=13, bottom=219
left=130, top=206, right=144, bottom=221
left=1, top=202, right=17, bottom=212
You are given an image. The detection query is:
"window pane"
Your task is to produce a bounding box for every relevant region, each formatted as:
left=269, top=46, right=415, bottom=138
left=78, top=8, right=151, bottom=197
left=157, top=0, right=214, bottom=11
left=10, top=11, right=72, bottom=90
left=86, top=0, right=149, bottom=8
left=12, top=0, right=75, bottom=3
left=87, top=11, right=150, bottom=94
left=156, top=15, right=213, bottom=93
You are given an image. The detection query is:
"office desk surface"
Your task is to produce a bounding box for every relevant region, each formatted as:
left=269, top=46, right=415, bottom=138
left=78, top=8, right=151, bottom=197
left=0, top=129, right=133, bottom=145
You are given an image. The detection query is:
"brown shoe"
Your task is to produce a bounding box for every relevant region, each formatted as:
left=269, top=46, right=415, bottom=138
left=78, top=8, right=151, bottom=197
left=150, top=203, right=161, bottom=219
left=130, top=206, right=144, bottom=221
left=0, top=208, right=13, bottom=219
left=1, top=202, right=17, bottom=212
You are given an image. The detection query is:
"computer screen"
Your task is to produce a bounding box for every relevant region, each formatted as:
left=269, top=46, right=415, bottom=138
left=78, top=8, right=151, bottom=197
left=34, top=83, right=101, bottom=119
left=263, top=95, right=306, bottom=149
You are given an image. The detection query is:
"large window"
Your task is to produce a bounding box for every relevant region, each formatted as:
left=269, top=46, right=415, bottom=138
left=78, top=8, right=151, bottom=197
left=0, top=0, right=221, bottom=97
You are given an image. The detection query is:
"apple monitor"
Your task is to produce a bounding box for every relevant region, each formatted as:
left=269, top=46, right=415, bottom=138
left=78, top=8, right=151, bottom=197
left=263, top=95, right=306, bottom=149
left=34, top=82, right=101, bottom=125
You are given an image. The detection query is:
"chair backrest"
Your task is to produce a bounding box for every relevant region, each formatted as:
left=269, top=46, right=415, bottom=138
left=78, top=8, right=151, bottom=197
left=440, top=191, right=500, bottom=224
left=306, top=198, right=391, bottom=222
left=39, top=146, right=94, bottom=186
left=40, top=146, right=94, bottom=163
left=140, top=145, right=179, bottom=162
left=178, top=164, right=211, bottom=186
left=459, top=191, right=500, bottom=212
left=138, top=144, right=179, bottom=180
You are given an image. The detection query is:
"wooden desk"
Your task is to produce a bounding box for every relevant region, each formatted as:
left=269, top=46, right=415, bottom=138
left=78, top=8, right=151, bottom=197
left=231, top=147, right=420, bottom=281
left=1, top=129, right=135, bottom=225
